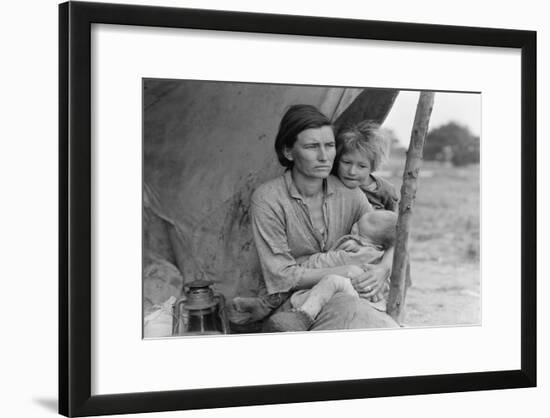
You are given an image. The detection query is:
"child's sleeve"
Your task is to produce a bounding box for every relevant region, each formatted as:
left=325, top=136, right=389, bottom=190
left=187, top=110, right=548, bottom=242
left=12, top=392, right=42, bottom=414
left=381, top=178, right=399, bottom=212
left=386, top=193, right=398, bottom=212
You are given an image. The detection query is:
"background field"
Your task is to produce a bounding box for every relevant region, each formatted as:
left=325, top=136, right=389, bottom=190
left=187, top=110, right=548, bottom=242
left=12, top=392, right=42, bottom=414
left=382, top=153, right=480, bottom=327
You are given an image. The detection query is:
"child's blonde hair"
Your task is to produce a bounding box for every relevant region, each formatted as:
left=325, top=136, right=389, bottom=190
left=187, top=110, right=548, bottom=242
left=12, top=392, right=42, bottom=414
left=334, top=121, right=389, bottom=172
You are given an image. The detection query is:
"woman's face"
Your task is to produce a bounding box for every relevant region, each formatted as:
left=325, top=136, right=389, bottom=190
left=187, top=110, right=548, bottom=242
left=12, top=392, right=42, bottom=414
left=337, top=150, right=372, bottom=189
left=285, top=126, right=336, bottom=180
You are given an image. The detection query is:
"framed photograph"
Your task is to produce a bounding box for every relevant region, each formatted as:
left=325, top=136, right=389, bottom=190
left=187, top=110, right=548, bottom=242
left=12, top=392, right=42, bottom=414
left=59, top=1, right=536, bottom=416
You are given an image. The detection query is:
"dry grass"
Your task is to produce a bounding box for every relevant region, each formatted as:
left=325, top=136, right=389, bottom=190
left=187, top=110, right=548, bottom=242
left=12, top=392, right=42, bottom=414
left=382, top=156, right=480, bottom=327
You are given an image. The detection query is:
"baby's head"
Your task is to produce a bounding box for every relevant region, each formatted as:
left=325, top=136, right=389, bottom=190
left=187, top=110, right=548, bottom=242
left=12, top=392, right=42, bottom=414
left=356, top=210, right=397, bottom=250
left=334, top=121, right=389, bottom=189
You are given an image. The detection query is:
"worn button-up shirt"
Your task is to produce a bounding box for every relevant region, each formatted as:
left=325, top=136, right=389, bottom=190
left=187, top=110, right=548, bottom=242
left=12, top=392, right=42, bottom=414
left=250, top=170, right=372, bottom=294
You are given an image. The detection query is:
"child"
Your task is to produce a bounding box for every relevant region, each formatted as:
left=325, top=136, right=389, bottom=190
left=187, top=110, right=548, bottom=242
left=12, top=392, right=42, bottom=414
left=335, top=121, right=399, bottom=212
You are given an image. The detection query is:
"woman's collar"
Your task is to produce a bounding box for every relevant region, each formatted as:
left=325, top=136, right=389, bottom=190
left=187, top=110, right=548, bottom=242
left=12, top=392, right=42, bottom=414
left=284, top=170, right=336, bottom=200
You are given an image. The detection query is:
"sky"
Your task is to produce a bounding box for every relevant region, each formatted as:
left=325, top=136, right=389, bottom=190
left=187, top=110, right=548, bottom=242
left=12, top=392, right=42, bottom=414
left=382, top=90, right=481, bottom=147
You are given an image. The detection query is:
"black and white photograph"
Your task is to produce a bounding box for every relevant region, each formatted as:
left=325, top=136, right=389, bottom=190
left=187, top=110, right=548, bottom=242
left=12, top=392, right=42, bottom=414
left=2, top=0, right=543, bottom=416
left=142, top=79, right=481, bottom=338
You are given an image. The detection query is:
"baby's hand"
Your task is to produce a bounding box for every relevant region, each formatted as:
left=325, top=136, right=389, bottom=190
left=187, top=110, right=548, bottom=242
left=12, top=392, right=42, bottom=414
left=343, top=246, right=381, bottom=265
left=338, top=239, right=361, bottom=253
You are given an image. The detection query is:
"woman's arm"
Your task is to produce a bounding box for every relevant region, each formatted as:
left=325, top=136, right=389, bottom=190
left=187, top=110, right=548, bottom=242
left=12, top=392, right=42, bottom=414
left=297, top=244, right=384, bottom=269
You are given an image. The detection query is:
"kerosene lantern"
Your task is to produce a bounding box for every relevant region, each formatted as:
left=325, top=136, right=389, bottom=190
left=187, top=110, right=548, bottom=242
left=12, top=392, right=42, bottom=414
left=172, top=280, right=230, bottom=336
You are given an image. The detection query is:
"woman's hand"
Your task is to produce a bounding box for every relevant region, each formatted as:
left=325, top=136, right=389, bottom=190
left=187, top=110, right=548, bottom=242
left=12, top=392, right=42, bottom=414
left=351, top=264, right=390, bottom=298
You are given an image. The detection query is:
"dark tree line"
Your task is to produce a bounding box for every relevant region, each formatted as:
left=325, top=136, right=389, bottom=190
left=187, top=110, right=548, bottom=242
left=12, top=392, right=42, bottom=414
left=423, top=122, right=480, bottom=166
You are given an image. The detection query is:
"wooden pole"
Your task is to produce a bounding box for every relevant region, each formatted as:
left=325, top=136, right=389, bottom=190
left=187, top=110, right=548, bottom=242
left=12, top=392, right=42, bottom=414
left=387, top=91, right=435, bottom=323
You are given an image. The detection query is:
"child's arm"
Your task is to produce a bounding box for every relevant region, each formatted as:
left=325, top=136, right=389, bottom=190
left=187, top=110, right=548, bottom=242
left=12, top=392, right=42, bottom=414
left=380, top=176, right=399, bottom=212
left=386, top=196, right=398, bottom=212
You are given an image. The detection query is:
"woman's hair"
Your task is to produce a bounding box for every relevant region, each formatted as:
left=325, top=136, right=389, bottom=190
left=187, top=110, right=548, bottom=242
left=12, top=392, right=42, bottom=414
left=274, top=104, right=332, bottom=168
left=334, top=121, right=389, bottom=173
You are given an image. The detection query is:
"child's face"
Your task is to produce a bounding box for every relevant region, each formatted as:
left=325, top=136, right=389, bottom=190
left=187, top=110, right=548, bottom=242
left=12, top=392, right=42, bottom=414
left=337, top=150, right=372, bottom=189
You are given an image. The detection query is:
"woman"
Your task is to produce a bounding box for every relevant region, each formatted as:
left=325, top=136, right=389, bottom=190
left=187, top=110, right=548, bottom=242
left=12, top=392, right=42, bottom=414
left=251, top=104, right=397, bottom=331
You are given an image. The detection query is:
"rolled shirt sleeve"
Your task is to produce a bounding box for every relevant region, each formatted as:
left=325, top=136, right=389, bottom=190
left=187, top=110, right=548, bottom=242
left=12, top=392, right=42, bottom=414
left=250, top=199, right=305, bottom=294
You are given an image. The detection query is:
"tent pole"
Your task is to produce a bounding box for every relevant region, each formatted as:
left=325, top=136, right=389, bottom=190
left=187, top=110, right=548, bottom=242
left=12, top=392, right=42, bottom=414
left=387, top=91, right=435, bottom=324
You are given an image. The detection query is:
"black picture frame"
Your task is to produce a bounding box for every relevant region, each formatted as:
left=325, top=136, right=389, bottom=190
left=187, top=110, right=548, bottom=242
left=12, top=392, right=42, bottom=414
left=59, top=1, right=537, bottom=416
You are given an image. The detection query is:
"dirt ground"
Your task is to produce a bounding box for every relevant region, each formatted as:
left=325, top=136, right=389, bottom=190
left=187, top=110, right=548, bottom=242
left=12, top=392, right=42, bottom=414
left=384, top=157, right=480, bottom=327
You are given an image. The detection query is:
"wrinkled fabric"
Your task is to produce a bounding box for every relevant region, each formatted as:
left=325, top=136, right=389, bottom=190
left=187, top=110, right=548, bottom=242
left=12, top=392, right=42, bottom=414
left=311, top=293, right=398, bottom=330
left=265, top=292, right=398, bottom=331
left=360, top=174, right=399, bottom=212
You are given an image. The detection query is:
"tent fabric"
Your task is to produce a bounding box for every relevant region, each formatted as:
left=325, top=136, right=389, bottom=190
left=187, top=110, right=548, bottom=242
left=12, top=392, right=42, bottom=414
left=143, top=79, right=398, bottom=304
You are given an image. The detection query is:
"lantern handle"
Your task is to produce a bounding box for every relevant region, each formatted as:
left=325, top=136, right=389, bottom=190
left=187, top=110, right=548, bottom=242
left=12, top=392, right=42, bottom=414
left=215, top=294, right=230, bottom=334
left=172, top=298, right=188, bottom=336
